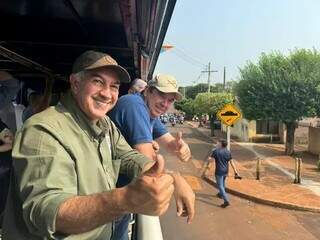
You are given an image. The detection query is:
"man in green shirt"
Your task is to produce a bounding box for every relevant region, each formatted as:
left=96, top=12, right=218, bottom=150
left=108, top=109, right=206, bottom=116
left=2, top=51, right=176, bottom=239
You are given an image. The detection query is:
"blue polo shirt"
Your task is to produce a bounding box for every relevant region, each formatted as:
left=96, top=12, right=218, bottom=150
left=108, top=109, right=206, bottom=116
left=211, top=148, right=232, bottom=176
left=109, top=93, right=168, bottom=147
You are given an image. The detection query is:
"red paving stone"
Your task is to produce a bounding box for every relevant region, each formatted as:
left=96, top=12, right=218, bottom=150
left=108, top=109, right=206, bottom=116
left=187, top=122, right=320, bottom=212
left=161, top=124, right=320, bottom=240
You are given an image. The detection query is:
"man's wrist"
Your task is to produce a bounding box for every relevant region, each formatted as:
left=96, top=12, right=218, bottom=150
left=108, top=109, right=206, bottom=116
left=102, top=187, right=130, bottom=215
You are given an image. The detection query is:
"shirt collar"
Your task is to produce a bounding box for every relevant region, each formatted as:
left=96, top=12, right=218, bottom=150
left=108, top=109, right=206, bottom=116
left=60, top=91, right=108, bottom=140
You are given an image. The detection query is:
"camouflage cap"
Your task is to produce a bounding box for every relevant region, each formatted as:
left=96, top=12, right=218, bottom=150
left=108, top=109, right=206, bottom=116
left=148, top=74, right=182, bottom=101
left=72, top=50, right=131, bottom=83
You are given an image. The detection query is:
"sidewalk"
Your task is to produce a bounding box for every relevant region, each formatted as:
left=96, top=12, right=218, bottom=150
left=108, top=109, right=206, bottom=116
left=187, top=121, right=320, bottom=213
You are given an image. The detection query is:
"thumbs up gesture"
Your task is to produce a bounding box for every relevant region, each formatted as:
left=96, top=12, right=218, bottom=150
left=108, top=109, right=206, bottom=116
left=143, top=154, right=165, bottom=176
left=175, top=131, right=191, bottom=162
left=126, top=154, right=175, bottom=216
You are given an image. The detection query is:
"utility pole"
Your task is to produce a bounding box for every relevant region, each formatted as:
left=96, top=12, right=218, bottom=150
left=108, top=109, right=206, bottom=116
left=223, top=66, right=226, bottom=90
left=202, top=62, right=218, bottom=92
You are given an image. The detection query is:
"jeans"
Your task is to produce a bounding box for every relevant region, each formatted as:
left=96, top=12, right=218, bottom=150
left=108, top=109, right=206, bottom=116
left=215, top=174, right=229, bottom=203
left=113, top=214, right=130, bottom=240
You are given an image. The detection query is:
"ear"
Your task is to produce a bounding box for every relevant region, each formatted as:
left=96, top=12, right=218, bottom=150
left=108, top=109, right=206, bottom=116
left=143, top=86, right=150, bottom=97
left=69, top=74, right=80, bottom=94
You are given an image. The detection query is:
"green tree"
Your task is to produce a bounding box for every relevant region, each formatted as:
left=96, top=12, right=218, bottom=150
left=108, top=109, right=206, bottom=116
left=193, top=92, right=234, bottom=115
left=235, top=49, right=320, bottom=155
left=179, top=83, right=226, bottom=99
left=193, top=92, right=234, bottom=135
left=174, top=98, right=195, bottom=119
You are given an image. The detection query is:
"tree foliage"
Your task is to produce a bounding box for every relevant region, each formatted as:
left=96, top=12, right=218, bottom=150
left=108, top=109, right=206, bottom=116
left=179, top=83, right=226, bottom=99
left=235, top=48, right=320, bottom=154
left=236, top=49, right=320, bottom=121
left=174, top=98, right=195, bottom=118
left=193, top=92, right=234, bottom=116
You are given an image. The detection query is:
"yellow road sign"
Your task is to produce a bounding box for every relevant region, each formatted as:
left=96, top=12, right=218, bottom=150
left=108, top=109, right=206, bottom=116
left=217, top=104, right=242, bottom=126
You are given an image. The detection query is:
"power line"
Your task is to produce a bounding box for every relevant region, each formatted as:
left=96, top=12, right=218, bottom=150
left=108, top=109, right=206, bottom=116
left=193, top=72, right=203, bottom=85
left=174, top=48, right=206, bottom=67
left=165, top=40, right=207, bottom=67
left=171, top=50, right=204, bottom=68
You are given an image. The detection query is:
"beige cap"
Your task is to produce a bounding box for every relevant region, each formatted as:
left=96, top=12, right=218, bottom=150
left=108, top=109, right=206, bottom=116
left=148, top=74, right=182, bottom=101
left=72, top=50, right=131, bottom=83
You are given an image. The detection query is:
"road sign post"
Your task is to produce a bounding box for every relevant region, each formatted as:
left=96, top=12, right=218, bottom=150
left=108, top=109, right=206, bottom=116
left=227, top=126, right=231, bottom=151
left=216, top=104, right=242, bottom=151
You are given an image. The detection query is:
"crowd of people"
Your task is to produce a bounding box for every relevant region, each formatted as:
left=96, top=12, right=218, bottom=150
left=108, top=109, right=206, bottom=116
left=0, top=50, right=238, bottom=240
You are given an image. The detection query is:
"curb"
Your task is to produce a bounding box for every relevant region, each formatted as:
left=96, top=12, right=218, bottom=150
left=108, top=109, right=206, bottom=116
left=202, top=175, right=320, bottom=213
left=187, top=121, right=320, bottom=213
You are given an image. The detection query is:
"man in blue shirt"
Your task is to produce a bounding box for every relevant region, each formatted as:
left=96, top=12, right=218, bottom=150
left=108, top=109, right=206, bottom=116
left=110, top=75, right=191, bottom=162
left=109, top=74, right=194, bottom=239
left=208, top=139, right=240, bottom=208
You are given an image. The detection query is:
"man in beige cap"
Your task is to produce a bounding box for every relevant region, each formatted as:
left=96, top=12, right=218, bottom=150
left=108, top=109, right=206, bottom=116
left=110, top=74, right=191, bottom=162
left=2, top=51, right=176, bottom=240
left=109, top=73, right=193, bottom=239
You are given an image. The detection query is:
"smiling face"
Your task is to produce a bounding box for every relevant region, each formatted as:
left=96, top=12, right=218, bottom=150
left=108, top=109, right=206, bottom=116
left=144, top=87, right=176, bottom=118
left=70, top=68, right=120, bottom=121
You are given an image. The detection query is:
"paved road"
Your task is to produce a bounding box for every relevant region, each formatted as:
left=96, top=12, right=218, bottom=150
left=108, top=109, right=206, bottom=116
left=160, top=124, right=320, bottom=240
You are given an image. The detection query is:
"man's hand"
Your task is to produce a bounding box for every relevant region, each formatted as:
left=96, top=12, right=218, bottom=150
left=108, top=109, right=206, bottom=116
left=171, top=173, right=195, bottom=224
left=142, top=154, right=165, bottom=175
left=174, top=132, right=191, bottom=162
left=0, top=128, right=14, bottom=152
left=1, top=128, right=13, bottom=144
left=152, top=140, right=160, bottom=153
left=125, top=171, right=174, bottom=216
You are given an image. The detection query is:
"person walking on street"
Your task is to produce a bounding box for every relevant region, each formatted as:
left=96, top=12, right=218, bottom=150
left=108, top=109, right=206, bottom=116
left=208, top=139, right=240, bottom=208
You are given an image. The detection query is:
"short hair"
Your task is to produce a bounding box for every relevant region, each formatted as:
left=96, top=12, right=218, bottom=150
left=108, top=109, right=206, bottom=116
left=130, top=78, right=142, bottom=87
left=219, top=139, right=228, bottom=148
left=73, top=70, right=88, bottom=81
left=130, top=78, right=147, bottom=92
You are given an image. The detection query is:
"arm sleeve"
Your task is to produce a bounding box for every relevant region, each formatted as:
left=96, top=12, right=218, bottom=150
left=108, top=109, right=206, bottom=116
left=109, top=120, right=153, bottom=180
left=210, top=149, right=217, bottom=158
left=152, top=118, right=168, bottom=139
left=0, top=78, right=19, bottom=106
left=12, top=123, right=77, bottom=239
left=111, top=100, right=154, bottom=145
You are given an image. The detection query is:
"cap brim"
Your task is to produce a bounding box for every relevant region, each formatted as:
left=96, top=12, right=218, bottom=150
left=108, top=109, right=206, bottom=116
left=85, top=64, right=131, bottom=83
left=155, top=86, right=183, bottom=101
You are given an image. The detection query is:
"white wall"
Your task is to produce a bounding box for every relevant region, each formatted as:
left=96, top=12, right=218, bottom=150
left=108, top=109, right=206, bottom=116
left=308, top=127, right=320, bottom=155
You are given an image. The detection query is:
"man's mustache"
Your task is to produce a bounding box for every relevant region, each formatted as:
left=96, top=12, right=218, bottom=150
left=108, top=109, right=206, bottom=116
left=92, top=96, right=111, bottom=103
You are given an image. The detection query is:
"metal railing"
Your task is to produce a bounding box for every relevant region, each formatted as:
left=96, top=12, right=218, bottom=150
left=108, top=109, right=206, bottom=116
left=133, top=215, right=163, bottom=240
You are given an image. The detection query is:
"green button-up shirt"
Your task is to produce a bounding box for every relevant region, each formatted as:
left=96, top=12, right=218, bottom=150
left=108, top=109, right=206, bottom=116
left=2, top=92, right=152, bottom=240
